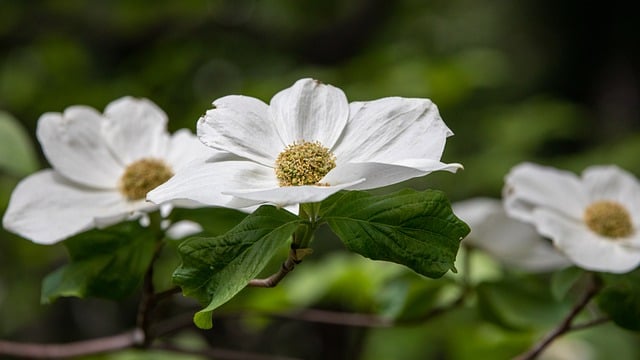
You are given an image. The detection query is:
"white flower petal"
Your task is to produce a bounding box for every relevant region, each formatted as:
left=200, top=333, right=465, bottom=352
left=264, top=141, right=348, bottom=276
left=102, top=96, right=170, bottom=163
left=333, top=97, right=453, bottom=164
left=394, top=158, right=463, bottom=173
left=454, top=198, right=570, bottom=272
left=198, top=95, right=281, bottom=166
left=503, top=163, right=587, bottom=224
left=36, top=107, right=123, bottom=189
left=2, top=170, right=131, bottom=244
left=582, top=165, right=640, bottom=226
left=269, top=78, right=349, bottom=148
left=322, top=160, right=459, bottom=190
left=534, top=208, right=640, bottom=273
left=224, top=180, right=362, bottom=207
left=147, top=158, right=275, bottom=209
left=165, top=129, right=215, bottom=172
left=166, top=220, right=204, bottom=239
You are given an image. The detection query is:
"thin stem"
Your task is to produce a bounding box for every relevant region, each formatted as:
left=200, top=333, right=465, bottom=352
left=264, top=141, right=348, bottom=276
left=155, top=286, right=181, bottom=301
left=294, top=202, right=321, bottom=248
left=0, top=328, right=302, bottom=360
left=0, top=329, right=144, bottom=359
left=249, top=203, right=320, bottom=288
left=0, top=295, right=466, bottom=359
left=569, top=316, right=610, bottom=331
left=135, top=244, right=163, bottom=345
left=218, top=293, right=465, bottom=328
left=136, top=212, right=169, bottom=346
left=514, top=274, right=602, bottom=360
left=247, top=248, right=303, bottom=288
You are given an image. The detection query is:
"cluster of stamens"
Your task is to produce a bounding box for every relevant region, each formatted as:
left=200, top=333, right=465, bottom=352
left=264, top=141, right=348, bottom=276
left=275, top=140, right=336, bottom=187
left=583, top=200, right=634, bottom=239
left=119, top=158, right=174, bottom=200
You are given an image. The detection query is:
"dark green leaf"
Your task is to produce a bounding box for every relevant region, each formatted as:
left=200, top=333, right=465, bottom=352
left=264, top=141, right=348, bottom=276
left=173, top=205, right=302, bottom=329
left=41, top=221, right=156, bottom=303
left=322, top=189, right=469, bottom=278
left=598, top=270, right=640, bottom=331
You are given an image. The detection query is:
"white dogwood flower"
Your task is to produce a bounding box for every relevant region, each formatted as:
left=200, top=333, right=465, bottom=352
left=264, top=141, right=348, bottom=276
left=504, top=163, right=640, bottom=273
left=2, top=97, right=211, bottom=245
left=454, top=198, right=570, bottom=272
left=148, top=78, right=462, bottom=209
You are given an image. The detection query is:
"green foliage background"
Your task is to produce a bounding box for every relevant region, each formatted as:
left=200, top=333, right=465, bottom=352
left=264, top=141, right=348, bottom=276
left=1, top=0, right=639, bottom=359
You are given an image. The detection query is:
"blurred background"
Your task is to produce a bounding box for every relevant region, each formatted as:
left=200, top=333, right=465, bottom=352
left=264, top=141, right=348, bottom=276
left=1, top=0, right=639, bottom=359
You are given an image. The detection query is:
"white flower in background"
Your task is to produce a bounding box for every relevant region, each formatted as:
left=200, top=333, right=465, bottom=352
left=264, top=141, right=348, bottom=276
left=2, top=97, right=211, bottom=245
left=503, top=162, right=640, bottom=273
left=453, top=198, right=571, bottom=272
left=148, top=78, right=462, bottom=209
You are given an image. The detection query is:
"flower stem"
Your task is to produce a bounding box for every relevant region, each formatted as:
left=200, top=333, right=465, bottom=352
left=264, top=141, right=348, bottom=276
left=514, top=273, right=603, bottom=360
left=249, top=202, right=322, bottom=287
left=294, top=202, right=322, bottom=249
left=247, top=247, right=310, bottom=288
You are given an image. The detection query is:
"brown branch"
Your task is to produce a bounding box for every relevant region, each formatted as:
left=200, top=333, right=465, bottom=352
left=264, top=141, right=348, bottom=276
left=155, top=286, right=181, bottom=301
left=568, top=316, right=610, bottom=331
left=269, top=308, right=394, bottom=327
left=0, top=329, right=144, bottom=359
left=0, top=290, right=464, bottom=358
left=0, top=328, right=301, bottom=360
left=135, top=240, right=166, bottom=346
left=152, top=312, right=198, bottom=338
left=514, top=275, right=602, bottom=360
left=247, top=248, right=308, bottom=288
left=154, top=342, right=302, bottom=360
left=213, top=293, right=465, bottom=329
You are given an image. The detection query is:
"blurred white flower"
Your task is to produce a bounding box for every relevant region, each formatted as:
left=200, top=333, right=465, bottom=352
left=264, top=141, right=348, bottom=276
left=504, top=162, right=640, bottom=273
left=148, top=78, right=462, bottom=209
left=2, top=97, right=211, bottom=244
left=454, top=198, right=571, bottom=272
left=165, top=220, right=203, bottom=240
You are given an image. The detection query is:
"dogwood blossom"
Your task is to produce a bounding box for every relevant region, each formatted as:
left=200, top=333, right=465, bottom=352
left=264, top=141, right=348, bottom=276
left=454, top=198, right=570, bottom=272
left=503, top=163, right=640, bottom=273
left=148, top=78, right=462, bottom=209
left=2, top=97, right=211, bottom=244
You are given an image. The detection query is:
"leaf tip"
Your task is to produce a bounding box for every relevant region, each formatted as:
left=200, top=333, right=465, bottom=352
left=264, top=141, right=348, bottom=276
left=194, top=311, right=214, bottom=330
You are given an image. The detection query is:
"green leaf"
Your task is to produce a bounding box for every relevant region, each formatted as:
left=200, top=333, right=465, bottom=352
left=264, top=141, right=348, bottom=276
left=598, top=270, right=640, bottom=331
left=173, top=205, right=302, bottom=329
left=322, top=189, right=469, bottom=278
left=0, top=111, right=39, bottom=176
left=41, top=221, right=156, bottom=303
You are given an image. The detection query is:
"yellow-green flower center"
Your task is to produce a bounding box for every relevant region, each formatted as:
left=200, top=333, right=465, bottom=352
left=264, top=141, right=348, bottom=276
left=275, top=140, right=336, bottom=186
left=583, top=200, right=634, bottom=239
left=119, top=158, right=174, bottom=200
